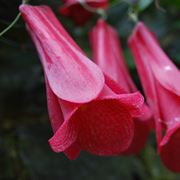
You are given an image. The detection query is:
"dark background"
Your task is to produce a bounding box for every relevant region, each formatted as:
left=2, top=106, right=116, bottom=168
left=0, top=0, right=180, bottom=179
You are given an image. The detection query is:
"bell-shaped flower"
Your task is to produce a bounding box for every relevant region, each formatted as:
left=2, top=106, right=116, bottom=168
left=128, top=22, right=180, bottom=172
left=90, top=19, right=152, bottom=155
left=20, top=4, right=145, bottom=160
left=60, top=0, right=108, bottom=25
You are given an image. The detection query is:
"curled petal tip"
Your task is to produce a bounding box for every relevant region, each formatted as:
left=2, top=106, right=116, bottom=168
left=64, top=143, right=81, bottom=160
left=48, top=121, right=78, bottom=153
left=117, top=92, right=145, bottom=118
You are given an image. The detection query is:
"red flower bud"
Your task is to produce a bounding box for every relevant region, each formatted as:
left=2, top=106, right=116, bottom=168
left=128, top=22, right=180, bottom=172
left=60, top=0, right=108, bottom=25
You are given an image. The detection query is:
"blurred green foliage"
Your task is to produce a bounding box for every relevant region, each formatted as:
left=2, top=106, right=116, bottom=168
left=0, top=0, right=180, bottom=179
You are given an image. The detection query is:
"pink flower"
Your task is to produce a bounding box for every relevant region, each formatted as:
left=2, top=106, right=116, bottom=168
left=90, top=19, right=152, bottom=155
left=19, top=5, right=145, bottom=159
left=128, top=22, right=180, bottom=172
left=60, top=0, right=108, bottom=25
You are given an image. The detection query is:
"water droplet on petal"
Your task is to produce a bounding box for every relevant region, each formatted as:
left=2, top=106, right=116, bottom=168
left=174, top=117, right=180, bottom=122
left=164, top=65, right=172, bottom=71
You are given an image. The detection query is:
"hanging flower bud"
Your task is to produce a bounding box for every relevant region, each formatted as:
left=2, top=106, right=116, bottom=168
left=60, top=0, right=108, bottom=25
left=20, top=5, right=145, bottom=159
left=90, top=19, right=152, bottom=155
left=128, top=22, right=180, bottom=172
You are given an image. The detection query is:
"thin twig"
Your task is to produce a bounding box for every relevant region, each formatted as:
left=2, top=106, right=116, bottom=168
left=0, top=0, right=29, bottom=37
left=155, top=0, right=166, bottom=12
left=0, top=12, right=21, bottom=37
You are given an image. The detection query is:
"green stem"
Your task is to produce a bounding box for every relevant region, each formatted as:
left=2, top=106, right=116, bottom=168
left=22, top=0, right=29, bottom=4
left=0, top=12, right=21, bottom=37
left=155, top=0, right=166, bottom=12
left=0, top=0, right=29, bottom=37
left=128, top=7, right=138, bottom=23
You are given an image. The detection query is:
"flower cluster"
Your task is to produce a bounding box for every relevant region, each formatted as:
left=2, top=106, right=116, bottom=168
left=19, top=1, right=180, bottom=173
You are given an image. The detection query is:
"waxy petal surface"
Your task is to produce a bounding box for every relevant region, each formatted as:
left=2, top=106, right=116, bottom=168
left=136, top=22, right=180, bottom=96
left=49, top=89, right=146, bottom=155
left=45, top=78, right=64, bottom=132
left=49, top=119, right=78, bottom=152
left=90, top=19, right=136, bottom=92
left=129, top=21, right=180, bottom=172
left=20, top=5, right=104, bottom=103
left=128, top=30, right=162, bottom=143
left=72, top=99, right=134, bottom=155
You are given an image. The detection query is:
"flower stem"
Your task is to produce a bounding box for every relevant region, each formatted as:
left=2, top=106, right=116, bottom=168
left=128, top=7, right=138, bottom=23
left=0, top=0, right=29, bottom=37
left=0, top=12, right=21, bottom=37
left=155, top=0, right=166, bottom=12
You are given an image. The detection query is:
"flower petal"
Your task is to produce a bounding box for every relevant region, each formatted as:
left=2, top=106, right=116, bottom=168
left=136, top=22, right=180, bottom=96
left=116, top=92, right=145, bottom=118
left=73, top=99, right=134, bottom=155
left=45, top=78, right=64, bottom=132
left=150, top=60, right=180, bottom=96
left=64, top=143, right=81, bottom=160
left=123, top=117, right=150, bottom=155
left=128, top=28, right=162, bottom=143
left=160, top=123, right=180, bottom=172
left=90, top=19, right=136, bottom=92
left=128, top=28, right=157, bottom=108
left=129, top=22, right=180, bottom=171
left=155, top=81, right=180, bottom=129
left=49, top=119, right=78, bottom=152
left=20, top=5, right=104, bottom=103
left=90, top=19, right=152, bottom=155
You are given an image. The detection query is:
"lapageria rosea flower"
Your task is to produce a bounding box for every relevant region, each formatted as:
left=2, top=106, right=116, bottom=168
left=60, top=0, right=108, bottom=25
left=90, top=19, right=152, bottom=155
left=128, top=22, right=180, bottom=172
left=19, top=5, right=145, bottom=159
